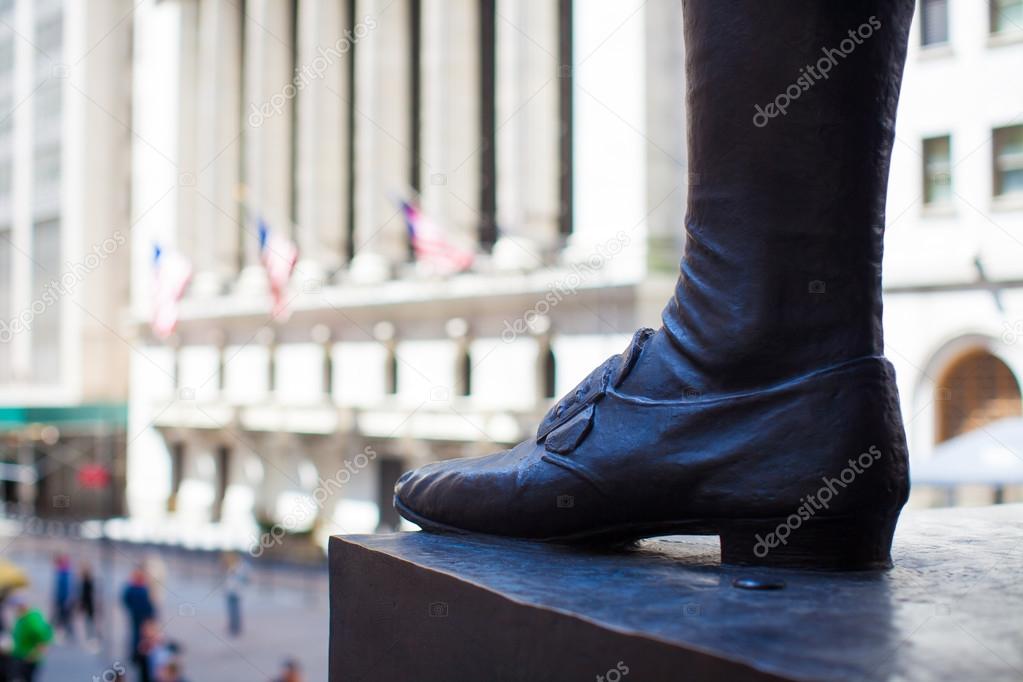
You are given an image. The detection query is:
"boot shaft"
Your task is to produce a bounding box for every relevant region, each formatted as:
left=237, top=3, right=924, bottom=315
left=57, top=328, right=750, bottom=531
left=666, top=0, right=916, bottom=389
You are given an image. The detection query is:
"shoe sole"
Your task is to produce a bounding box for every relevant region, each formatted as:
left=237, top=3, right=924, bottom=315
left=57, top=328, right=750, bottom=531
left=394, top=496, right=896, bottom=571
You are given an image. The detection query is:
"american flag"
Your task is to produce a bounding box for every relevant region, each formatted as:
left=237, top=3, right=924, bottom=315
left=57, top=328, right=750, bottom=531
left=151, top=244, right=193, bottom=339
left=258, top=218, right=298, bottom=319
left=401, top=200, right=474, bottom=275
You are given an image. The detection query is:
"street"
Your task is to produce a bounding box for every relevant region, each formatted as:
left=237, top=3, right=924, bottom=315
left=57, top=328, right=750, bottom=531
left=1, top=527, right=327, bottom=681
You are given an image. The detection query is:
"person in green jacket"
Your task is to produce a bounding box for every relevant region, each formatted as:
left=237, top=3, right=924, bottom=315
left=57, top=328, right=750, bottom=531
left=9, top=594, right=53, bottom=682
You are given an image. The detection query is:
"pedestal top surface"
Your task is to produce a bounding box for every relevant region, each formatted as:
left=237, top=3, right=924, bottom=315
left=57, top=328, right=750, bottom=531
left=338, top=505, right=1023, bottom=681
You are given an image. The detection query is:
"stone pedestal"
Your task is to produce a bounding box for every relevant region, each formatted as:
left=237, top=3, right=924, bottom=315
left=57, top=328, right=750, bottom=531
left=329, top=505, right=1023, bottom=681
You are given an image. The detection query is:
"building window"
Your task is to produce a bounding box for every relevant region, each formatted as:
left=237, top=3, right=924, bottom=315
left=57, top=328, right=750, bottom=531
left=35, top=12, right=63, bottom=55
left=31, top=219, right=61, bottom=383
left=920, top=0, right=949, bottom=46
left=922, top=135, right=952, bottom=205
left=993, top=125, right=1023, bottom=198
left=0, top=227, right=10, bottom=382
left=991, top=0, right=1023, bottom=34
left=937, top=351, right=1022, bottom=443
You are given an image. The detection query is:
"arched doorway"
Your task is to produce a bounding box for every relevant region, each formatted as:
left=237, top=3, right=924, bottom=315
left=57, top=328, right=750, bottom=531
left=936, top=350, right=1023, bottom=443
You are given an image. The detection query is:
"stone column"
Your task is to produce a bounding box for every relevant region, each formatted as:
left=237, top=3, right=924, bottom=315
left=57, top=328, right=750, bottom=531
left=294, top=0, right=350, bottom=285
left=240, top=0, right=295, bottom=292
left=192, top=0, right=243, bottom=295
left=494, top=0, right=560, bottom=268
left=567, top=1, right=647, bottom=279
left=418, top=0, right=478, bottom=249
left=350, top=0, right=411, bottom=282
left=176, top=0, right=199, bottom=269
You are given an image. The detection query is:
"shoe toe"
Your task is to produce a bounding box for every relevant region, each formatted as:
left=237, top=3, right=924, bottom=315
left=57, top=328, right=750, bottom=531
left=394, top=441, right=551, bottom=534
left=394, top=455, right=490, bottom=530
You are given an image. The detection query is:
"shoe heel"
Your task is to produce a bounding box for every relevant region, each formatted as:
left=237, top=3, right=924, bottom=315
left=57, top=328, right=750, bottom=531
left=719, top=515, right=897, bottom=570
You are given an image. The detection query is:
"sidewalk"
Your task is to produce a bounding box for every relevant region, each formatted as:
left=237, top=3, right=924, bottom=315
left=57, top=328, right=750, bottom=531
left=1, top=530, right=328, bottom=681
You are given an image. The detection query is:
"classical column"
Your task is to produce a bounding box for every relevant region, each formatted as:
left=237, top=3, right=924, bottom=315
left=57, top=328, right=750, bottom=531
left=176, top=0, right=199, bottom=269
left=240, top=0, right=294, bottom=292
left=567, top=1, right=646, bottom=278
left=192, top=0, right=243, bottom=295
left=294, top=0, right=350, bottom=284
left=494, top=0, right=560, bottom=268
left=418, top=0, right=478, bottom=249
left=350, top=0, right=411, bottom=282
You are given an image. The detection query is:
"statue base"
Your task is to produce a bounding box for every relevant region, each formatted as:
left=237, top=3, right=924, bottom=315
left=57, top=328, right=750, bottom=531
left=329, top=505, right=1022, bottom=681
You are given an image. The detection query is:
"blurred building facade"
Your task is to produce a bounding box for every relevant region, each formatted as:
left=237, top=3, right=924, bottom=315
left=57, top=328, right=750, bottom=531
left=126, top=0, right=686, bottom=547
left=124, top=0, right=1023, bottom=550
left=0, top=0, right=132, bottom=519
left=884, top=0, right=1023, bottom=503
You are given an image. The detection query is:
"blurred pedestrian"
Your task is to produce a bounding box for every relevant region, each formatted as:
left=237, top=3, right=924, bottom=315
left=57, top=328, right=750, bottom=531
left=143, top=554, right=167, bottom=613
left=149, top=638, right=183, bottom=681
left=135, top=619, right=170, bottom=682
left=9, top=594, right=53, bottom=682
left=78, top=562, right=98, bottom=641
left=0, top=558, right=30, bottom=637
left=122, top=566, right=155, bottom=680
left=156, top=660, right=189, bottom=682
left=273, top=658, right=303, bottom=682
left=51, top=553, right=74, bottom=641
left=0, top=587, right=10, bottom=635
left=222, top=553, right=248, bottom=637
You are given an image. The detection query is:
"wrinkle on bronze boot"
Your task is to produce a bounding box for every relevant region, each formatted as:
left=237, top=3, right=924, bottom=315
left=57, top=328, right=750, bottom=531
left=619, top=0, right=915, bottom=399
